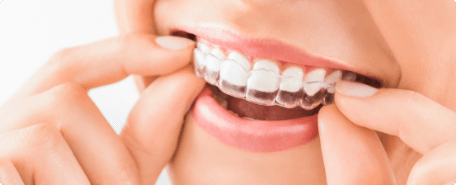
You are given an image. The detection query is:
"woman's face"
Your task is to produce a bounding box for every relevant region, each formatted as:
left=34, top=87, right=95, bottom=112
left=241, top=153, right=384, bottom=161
left=115, top=0, right=456, bottom=184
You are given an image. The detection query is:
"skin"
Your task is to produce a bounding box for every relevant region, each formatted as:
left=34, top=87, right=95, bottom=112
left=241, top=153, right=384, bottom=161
left=1, top=0, right=456, bottom=184
left=114, top=0, right=456, bottom=184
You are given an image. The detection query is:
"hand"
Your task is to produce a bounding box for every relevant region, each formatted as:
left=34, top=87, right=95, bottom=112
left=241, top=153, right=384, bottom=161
left=0, top=34, right=205, bottom=184
left=318, top=81, right=456, bottom=185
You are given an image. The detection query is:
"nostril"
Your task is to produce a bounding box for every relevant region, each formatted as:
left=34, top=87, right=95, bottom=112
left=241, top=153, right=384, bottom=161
left=170, top=30, right=196, bottom=42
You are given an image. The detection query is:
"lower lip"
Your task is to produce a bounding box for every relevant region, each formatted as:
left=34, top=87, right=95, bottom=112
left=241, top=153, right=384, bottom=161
left=191, top=87, right=319, bottom=153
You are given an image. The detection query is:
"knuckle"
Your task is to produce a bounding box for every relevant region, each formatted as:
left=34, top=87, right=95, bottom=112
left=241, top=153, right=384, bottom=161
left=47, top=82, right=88, bottom=104
left=116, top=33, right=141, bottom=47
left=114, top=157, right=138, bottom=184
left=403, top=90, right=426, bottom=107
left=18, top=124, right=63, bottom=148
left=46, top=48, right=73, bottom=71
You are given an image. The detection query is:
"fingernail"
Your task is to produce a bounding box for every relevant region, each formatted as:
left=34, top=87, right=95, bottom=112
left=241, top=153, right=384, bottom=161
left=336, top=81, right=379, bottom=98
left=155, top=36, right=195, bottom=51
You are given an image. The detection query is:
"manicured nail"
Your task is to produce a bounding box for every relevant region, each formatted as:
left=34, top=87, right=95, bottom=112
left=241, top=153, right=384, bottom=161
left=336, top=81, right=378, bottom=98
left=156, top=36, right=195, bottom=51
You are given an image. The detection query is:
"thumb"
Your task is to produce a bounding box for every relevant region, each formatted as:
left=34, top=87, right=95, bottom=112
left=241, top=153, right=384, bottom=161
left=120, top=65, right=205, bottom=184
left=318, top=105, right=396, bottom=185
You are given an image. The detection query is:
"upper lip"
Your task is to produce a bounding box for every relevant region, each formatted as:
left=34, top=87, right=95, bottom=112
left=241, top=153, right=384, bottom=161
left=172, top=25, right=355, bottom=72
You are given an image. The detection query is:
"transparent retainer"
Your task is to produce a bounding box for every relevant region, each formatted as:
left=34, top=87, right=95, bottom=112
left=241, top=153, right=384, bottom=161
left=194, top=49, right=337, bottom=110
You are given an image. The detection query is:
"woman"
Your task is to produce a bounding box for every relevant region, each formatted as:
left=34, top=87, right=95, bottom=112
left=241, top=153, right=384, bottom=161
left=0, top=0, right=455, bottom=184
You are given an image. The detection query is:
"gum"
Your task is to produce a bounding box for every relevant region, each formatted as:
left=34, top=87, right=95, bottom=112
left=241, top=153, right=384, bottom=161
left=194, top=49, right=337, bottom=110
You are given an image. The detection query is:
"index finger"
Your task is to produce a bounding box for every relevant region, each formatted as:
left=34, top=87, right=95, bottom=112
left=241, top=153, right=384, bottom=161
left=8, top=34, right=195, bottom=103
left=318, top=105, right=395, bottom=185
left=334, top=81, right=456, bottom=154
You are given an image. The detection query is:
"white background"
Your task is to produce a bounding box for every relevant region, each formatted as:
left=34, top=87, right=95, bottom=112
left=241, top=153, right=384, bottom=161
left=0, top=1, right=171, bottom=184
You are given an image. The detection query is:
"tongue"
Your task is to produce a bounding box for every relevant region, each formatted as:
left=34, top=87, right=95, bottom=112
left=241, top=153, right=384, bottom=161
left=227, top=96, right=319, bottom=120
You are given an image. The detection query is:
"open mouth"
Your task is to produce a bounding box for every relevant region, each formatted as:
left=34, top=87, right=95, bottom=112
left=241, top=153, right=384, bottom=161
left=171, top=27, right=381, bottom=152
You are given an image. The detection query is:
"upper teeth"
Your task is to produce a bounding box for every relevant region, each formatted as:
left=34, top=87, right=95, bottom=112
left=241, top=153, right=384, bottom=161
left=194, top=40, right=355, bottom=109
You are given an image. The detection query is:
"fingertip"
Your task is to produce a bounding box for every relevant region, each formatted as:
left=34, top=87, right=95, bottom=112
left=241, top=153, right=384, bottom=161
left=317, top=104, right=339, bottom=133
left=155, top=36, right=196, bottom=51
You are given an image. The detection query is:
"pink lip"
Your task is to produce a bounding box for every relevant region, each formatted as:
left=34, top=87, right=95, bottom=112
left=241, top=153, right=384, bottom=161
left=176, top=26, right=354, bottom=70
left=191, top=87, right=318, bottom=152
left=179, top=25, right=339, bottom=152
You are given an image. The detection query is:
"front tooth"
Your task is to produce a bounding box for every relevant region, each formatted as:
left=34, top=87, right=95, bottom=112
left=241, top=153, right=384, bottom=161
left=246, top=70, right=280, bottom=105
left=228, top=51, right=251, bottom=71
left=197, top=42, right=211, bottom=54
left=193, top=48, right=206, bottom=78
left=303, top=69, right=326, bottom=96
left=204, top=55, right=223, bottom=85
left=210, top=48, right=226, bottom=60
left=219, top=60, right=249, bottom=98
left=275, top=67, right=304, bottom=108
left=324, top=70, right=342, bottom=93
left=252, top=60, right=280, bottom=74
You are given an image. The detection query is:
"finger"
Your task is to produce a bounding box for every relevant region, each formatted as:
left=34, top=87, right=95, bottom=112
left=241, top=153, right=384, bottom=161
left=318, top=105, right=395, bottom=185
left=114, top=0, right=156, bottom=34
left=121, top=65, right=205, bottom=184
left=0, top=157, right=25, bottom=185
left=8, top=33, right=195, bottom=103
left=114, top=0, right=159, bottom=92
left=0, top=83, right=140, bottom=184
left=407, top=138, right=456, bottom=185
left=0, top=124, right=90, bottom=185
left=335, top=81, right=456, bottom=154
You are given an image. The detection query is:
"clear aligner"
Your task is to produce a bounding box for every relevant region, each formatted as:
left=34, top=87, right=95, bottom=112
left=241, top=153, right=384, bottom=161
left=193, top=47, right=355, bottom=110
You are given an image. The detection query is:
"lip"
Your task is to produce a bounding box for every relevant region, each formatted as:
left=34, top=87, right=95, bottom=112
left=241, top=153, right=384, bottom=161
left=174, top=26, right=355, bottom=71
left=191, top=87, right=318, bottom=152
left=179, top=25, right=346, bottom=152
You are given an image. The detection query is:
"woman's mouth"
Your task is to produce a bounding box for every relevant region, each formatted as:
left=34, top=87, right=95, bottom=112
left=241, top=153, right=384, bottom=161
left=171, top=26, right=381, bottom=152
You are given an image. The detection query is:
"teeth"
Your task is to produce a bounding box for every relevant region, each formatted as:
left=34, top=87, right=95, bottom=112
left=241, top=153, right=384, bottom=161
left=246, top=70, right=280, bottom=105
left=210, top=48, right=226, bottom=60
left=228, top=51, right=251, bottom=71
left=324, top=70, right=342, bottom=93
left=204, top=54, right=223, bottom=85
left=282, top=67, right=304, bottom=80
left=245, top=60, right=281, bottom=105
left=252, top=60, right=280, bottom=74
left=343, top=72, right=357, bottom=81
left=219, top=60, right=249, bottom=98
left=229, top=110, right=239, bottom=117
left=243, top=117, right=257, bottom=121
left=193, top=48, right=206, bottom=78
left=193, top=40, right=365, bottom=110
left=303, top=69, right=326, bottom=96
left=301, top=69, right=326, bottom=110
left=275, top=67, right=304, bottom=108
left=323, top=70, right=343, bottom=105
left=197, top=42, right=211, bottom=54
